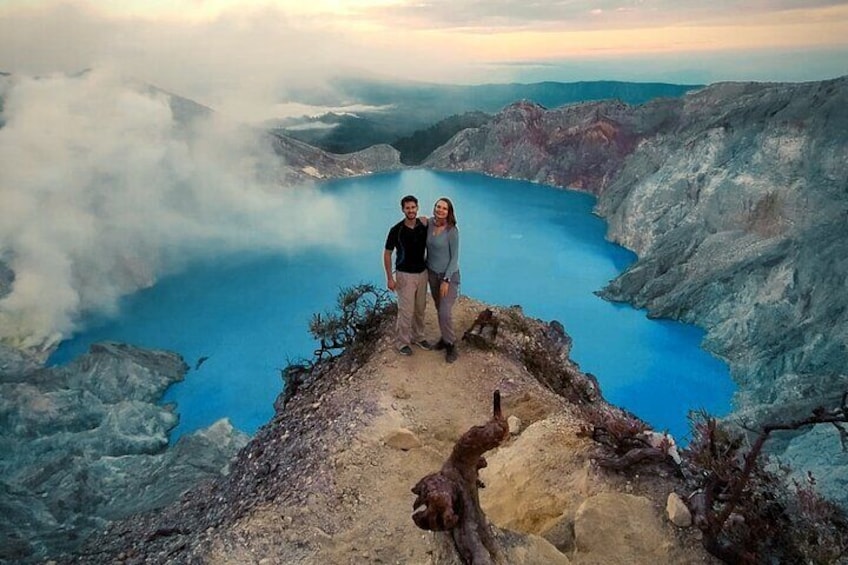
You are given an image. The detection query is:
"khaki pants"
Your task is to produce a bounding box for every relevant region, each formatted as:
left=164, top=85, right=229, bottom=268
left=395, top=270, right=428, bottom=348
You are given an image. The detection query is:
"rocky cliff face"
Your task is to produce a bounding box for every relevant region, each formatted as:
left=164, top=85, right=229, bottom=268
left=424, top=97, right=680, bottom=193
left=426, top=77, right=848, bottom=505
left=0, top=342, right=248, bottom=562
left=269, top=132, right=404, bottom=184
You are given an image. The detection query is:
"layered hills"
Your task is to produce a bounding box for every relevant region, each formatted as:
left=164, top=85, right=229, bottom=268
left=272, top=76, right=699, bottom=155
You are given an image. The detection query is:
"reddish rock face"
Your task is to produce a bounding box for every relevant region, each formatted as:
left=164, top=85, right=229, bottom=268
left=425, top=99, right=659, bottom=197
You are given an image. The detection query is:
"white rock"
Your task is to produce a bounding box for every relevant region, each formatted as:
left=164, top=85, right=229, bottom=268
left=638, top=431, right=682, bottom=464
left=508, top=415, right=522, bottom=435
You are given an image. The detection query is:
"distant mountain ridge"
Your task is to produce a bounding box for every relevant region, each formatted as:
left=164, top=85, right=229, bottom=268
left=274, top=77, right=700, bottom=155
left=325, top=76, right=701, bottom=109
left=425, top=76, right=848, bottom=505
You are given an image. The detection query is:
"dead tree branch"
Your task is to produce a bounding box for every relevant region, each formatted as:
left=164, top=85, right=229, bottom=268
left=687, top=392, right=848, bottom=563
left=411, top=390, right=510, bottom=565
left=585, top=390, right=848, bottom=563
left=708, top=391, right=848, bottom=539
left=462, top=308, right=499, bottom=349
left=595, top=446, right=676, bottom=471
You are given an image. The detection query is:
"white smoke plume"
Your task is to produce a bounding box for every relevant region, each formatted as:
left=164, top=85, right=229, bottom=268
left=0, top=69, right=344, bottom=351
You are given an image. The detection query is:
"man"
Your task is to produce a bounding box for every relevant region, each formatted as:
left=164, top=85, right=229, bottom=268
left=384, top=195, right=431, bottom=355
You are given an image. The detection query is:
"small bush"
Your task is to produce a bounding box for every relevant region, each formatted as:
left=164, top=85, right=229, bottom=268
left=584, top=398, right=848, bottom=564
left=521, top=339, right=594, bottom=404
left=787, top=475, right=848, bottom=564
left=580, top=404, right=652, bottom=454
left=308, top=283, right=393, bottom=363
left=279, top=283, right=393, bottom=407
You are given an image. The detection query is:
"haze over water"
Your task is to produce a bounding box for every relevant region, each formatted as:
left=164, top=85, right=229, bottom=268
left=51, top=170, right=734, bottom=442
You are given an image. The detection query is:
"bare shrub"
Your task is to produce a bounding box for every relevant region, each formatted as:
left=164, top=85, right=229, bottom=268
left=279, top=283, right=393, bottom=407
left=583, top=394, right=848, bottom=564
left=308, top=283, right=393, bottom=363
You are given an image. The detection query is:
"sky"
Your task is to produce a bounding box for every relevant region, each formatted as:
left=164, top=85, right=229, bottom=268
left=1, top=0, right=847, bottom=122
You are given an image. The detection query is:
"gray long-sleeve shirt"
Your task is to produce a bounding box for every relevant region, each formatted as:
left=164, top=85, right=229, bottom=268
left=426, top=223, right=460, bottom=281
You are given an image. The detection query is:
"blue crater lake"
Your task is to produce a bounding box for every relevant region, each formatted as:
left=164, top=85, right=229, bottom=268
left=50, top=170, right=734, bottom=443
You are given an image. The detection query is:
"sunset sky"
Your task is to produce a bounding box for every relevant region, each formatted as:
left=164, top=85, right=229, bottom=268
left=1, top=0, right=847, bottom=121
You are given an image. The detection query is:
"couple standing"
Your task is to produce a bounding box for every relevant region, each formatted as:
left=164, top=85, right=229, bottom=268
left=383, top=195, right=460, bottom=363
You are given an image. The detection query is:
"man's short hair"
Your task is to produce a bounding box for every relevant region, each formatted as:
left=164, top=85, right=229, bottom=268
left=401, top=195, right=418, bottom=207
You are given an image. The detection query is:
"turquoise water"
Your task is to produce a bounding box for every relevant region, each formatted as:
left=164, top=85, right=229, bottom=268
left=50, top=170, right=733, bottom=442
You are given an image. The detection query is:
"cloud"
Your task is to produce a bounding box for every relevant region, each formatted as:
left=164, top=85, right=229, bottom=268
left=0, top=2, right=376, bottom=122
left=0, top=70, right=345, bottom=350
left=1, top=0, right=846, bottom=114
left=355, top=0, right=848, bottom=31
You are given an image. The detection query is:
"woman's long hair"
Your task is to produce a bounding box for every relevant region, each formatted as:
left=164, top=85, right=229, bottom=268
left=435, top=197, right=458, bottom=228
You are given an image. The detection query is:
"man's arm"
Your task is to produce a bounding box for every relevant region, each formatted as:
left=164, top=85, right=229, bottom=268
left=383, top=249, right=396, bottom=292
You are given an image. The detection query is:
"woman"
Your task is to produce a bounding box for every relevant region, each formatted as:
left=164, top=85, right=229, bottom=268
left=426, top=197, right=460, bottom=363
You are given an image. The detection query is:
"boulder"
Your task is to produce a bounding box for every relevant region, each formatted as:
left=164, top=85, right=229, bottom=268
left=573, top=492, right=670, bottom=563
left=666, top=492, right=693, bottom=528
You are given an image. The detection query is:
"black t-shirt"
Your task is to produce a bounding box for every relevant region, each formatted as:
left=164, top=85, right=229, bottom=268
left=385, top=219, right=427, bottom=273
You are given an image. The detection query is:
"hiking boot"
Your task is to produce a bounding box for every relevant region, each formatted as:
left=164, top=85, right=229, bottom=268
left=445, top=343, right=458, bottom=363
left=414, top=339, right=432, bottom=350
left=399, top=345, right=413, bottom=356
left=433, top=339, right=447, bottom=351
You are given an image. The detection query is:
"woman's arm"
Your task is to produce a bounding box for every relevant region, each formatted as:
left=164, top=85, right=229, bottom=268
left=445, top=228, right=460, bottom=281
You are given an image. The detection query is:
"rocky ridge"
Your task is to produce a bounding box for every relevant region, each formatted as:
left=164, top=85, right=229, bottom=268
left=69, top=297, right=718, bottom=565
left=425, top=76, right=848, bottom=505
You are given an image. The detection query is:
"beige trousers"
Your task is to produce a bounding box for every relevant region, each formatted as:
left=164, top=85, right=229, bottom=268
left=395, top=270, right=428, bottom=348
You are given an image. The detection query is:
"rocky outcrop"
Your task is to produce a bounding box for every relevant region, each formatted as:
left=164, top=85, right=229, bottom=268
left=426, top=76, right=848, bottom=506
left=68, top=297, right=714, bottom=564
left=0, top=342, right=248, bottom=563
left=597, top=78, right=848, bottom=506
left=269, top=132, right=404, bottom=184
